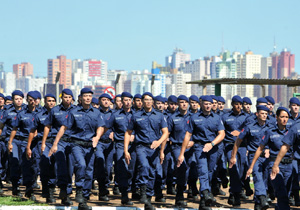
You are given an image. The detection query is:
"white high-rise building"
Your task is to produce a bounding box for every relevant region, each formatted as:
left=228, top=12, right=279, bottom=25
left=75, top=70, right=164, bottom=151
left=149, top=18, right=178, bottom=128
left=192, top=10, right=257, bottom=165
left=4, top=72, right=16, bottom=95
left=166, top=48, right=191, bottom=69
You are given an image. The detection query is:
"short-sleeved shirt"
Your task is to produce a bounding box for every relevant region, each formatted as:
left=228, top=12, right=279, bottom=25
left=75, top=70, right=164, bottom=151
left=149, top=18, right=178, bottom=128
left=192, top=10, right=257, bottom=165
left=0, top=105, right=24, bottom=137
left=31, top=106, right=51, bottom=139
left=238, top=113, right=276, bottom=131
left=286, top=113, right=300, bottom=129
left=222, top=110, right=248, bottom=145
left=99, top=107, right=113, bottom=141
left=261, top=125, right=291, bottom=158
left=282, top=122, right=300, bottom=160
left=12, top=107, right=38, bottom=138
left=238, top=121, right=274, bottom=152
left=168, top=111, right=192, bottom=144
left=64, top=105, right=105, bottom=142
left=127, top=108, right=168, bottom=144
left=187, top=111, right=225, bottom=143
left=106, top=109, right=135, bottom=142
left=44, top=103, right=75, bottom=138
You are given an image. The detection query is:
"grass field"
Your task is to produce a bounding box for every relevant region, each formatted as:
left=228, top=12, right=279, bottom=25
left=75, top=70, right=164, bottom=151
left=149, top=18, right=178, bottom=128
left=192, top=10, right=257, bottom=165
left=0, top=196, right=48, bottom=206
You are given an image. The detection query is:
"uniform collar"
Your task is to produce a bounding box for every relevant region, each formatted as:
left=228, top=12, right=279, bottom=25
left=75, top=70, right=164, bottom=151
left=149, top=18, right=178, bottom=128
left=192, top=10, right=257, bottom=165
left=175, top=110, right=191, bottom=117
left=228, top=109, right=246, bottom=116
left=59, top=103, right=73, bottom=111
left=78, top=104, right=94, bottom=112
left=141, top=108, right=156, bottom=115
left=199, top=110, right=214, bottom=117
left=99, top=106, right=112, bottom=113
left=120, top=108, right=133, bottom=115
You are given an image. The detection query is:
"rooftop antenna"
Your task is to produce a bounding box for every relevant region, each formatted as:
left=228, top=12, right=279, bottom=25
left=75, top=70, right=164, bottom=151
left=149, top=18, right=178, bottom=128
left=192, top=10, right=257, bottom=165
left=222, top=32, right=224, bottom=53
left=273, top=36, right=277, bottom=52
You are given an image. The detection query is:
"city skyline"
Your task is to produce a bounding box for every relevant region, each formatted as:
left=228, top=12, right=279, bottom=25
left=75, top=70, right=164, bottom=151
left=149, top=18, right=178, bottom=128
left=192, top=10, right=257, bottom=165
left=0, top=0, right=299, bottom=76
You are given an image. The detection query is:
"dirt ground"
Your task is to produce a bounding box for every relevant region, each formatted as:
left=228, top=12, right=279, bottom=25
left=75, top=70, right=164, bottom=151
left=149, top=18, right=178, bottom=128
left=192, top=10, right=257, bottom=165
left=1, top=181, right=300, bottom=210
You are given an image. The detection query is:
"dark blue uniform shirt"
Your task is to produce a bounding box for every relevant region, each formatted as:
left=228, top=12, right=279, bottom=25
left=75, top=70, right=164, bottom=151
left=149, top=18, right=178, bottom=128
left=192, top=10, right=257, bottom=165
left=168, top=111, right=192, bottom=144
left=187, top=111, right=225, bottom=143
left=282, top=122, right=300, bottom=160
left=12, top=107, right=38, bottom=138
left=0, top=105, right=24, bottom=137
left=286, top=113, right=300, bottom=129
left=64, top=105, right=105, bottom=142
left=127, top=108, right=168, bottom=144
left=238, top=113, right=276, bottom=131
left=31, top=106, right=51, bottom=139
left=99, top=107, right=113, bottom=141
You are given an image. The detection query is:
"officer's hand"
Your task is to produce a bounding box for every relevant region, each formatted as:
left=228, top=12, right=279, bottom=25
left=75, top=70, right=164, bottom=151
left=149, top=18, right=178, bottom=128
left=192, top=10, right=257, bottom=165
left=26, top=147, right=32, bottom=160
left=203, top=143, right=212, bottom=152
left=92, top=137, right=98, bottom=148
left=7, top=143, right=13, bottom=154
left=245, top=168, right=253, bottom=180
left=264, top=149, right=270, bottom=158
left=124, top=151, right=131, bottom=165
left=270, top=165, right=279, bottom=180
left=41, top=143, right=46, bottom=155
left=187, top=141, right=194, bottom=149
left=48, top=144, right=57, bottom=157
left=229, top=157, right=236, bottom=168
left=130, top=135, right=135, bottom=142
left=151, top=140, right=160, bottom=150
left=231, top=130, right=240, bottom=137
left=109, top=132, right=114, bottom=141
left=177, top=155, right=184, bottom=167
left=160, top=152, right=164, bottom=164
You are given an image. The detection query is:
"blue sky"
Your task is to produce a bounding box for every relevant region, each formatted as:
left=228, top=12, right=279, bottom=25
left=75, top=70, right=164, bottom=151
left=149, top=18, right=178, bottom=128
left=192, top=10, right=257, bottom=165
left=0, top=0, right=299, bottom=77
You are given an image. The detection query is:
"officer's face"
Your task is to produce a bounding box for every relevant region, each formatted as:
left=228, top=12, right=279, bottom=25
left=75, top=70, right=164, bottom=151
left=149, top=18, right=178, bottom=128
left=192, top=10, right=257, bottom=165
left=115, top=97, right=123, bottom=109
left=178, top=100, right=188, bottom=111
left=5, top=100, right=12, bottom=105
left=218, top=102, right=225, bottom=111
left=122, top=97, right=132, bottom=109
left=0, top=97, right=4, bottom=107
left=27, top=96, right=36, bottom=108
left=289, top=103, right=299, bottom=114
left=276, top=110, right=289, bottom=126
left=45, top=97, right=56, bottom=109
left=62, top=94, right=72, bottom=106
left=142, top=95, right=153, bottom=109
left=232, top=102, right=242, bottom=113
left=92, top=103, right=100, bottom=109
left=189, top=100, right=199, bottom=111
left=267, top=102, right=274, bottom=111
left=243, top=102, right=251, bottom=113
left=155, top=101, right=164, bottom=111
left=212, top=99, right=218, bottom=111
left=13, top=95, right=23, bottom=107
left=202, top=101, right=212, bottom=112
left=164, top=102, right=168, bottom=110
left=133, top=98, right=142, bottom=109
left=168, top=102, right=177, bottom=112
left=35, top=98, right=41, bottom=106
left=81, top=93, right=92, bottom=105
left=100, top=97, right=110, bottom=108
left=256, top=110, right=268, bottom=122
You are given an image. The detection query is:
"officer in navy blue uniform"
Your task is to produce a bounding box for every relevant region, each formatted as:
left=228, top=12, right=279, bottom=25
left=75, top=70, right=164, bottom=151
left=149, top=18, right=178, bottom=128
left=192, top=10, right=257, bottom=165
left=44, top=89, right=75, bottom=205
left=4, top=96, right=13, bottom=105
left=247, top=107, right=292, bottom=210
left=124, top=92, right=168, bottom=209
left=95, top=93, right=115, bottom=200
left=7, top=91, right=39, bottom=200
left=178, top=95, right=225, bottom=210
left=265, top=96, right=276, bottom=119
left=210, top=95, right=219, bottom=114
left=0, top=93, right=6, bottom=192
left=91, top=97, right=99, bottom=109
left=220, top=95, right=248, bottom=206
left=50, top=88, right=106, bottom=210
left=114, top=94, right=123, bottom=110
left=25, top=94, right=56, bottom=203
left=286, top=97, right=300, bottom=129
left=34, top=90, right=43, bottom=113
left=106, top=91, right=136, bottom=205
left=189, top=95, right=199, bottom=114
left=0, top=90, right=24, bottom=196
left=167, top=95, right=193, bottom=207
left=217, top=96, right=226, bottom=116
left=133, top=94, right=143, bottom=112
left=230, top=105, right=273, bottom=210
left=242, top=97, right=253, bottom=115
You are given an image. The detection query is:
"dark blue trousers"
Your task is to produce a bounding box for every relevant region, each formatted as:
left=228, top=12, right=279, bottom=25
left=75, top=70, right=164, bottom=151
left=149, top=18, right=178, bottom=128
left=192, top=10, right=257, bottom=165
left=38, top=141, right=56, bottom=186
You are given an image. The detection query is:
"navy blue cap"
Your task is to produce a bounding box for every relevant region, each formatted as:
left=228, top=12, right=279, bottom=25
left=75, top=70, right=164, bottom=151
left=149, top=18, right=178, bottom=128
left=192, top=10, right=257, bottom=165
left=0, top=93, right=4, bottom=99
left=62, top=89, right=73, bottom=97
left=142, top=92, right=154, bottom=99
left=44, top=93, right=56, bottom=101
left=217, top=96, right=225, bottom=103
left=78, top=94, right=81, bottom=98
left=163, top=97, right=168, bottom=103
left=115, top=94, right=121, bottom=98
left=168, top=95, right=177, bottom=103
left=210, top=95, right=218, bottom=101
left=265, top=96, right=275, bottom=104
left=231, top=95, right=243, bottom=103
left=177, top=95, right=189, bottom=102
left=201, top=95, right=213, bottom=103
left=276, top=107, right=291, bottom=117
left=91, top=97, right=98, bottom=104
left=111, top=99, right=115, bottom=104
left=154, top=95, right=164, bottom=102
left=27, top=91, right=38, bottom=100
left=99, top=93, right=112, bottom=100
left=12, top=90, right=24, bottom=98
left=289, top=97, right=300, bottom=106
left=5, top=96, right=12, bottom=101
left=256, top=105, right=269, bottom=112
left=189, top=95, right=199, bottom=103
left=34, top=90, right=41, bottom=99
left=256, top=97, right=268, bottom=104
left=199, top=95, right=203, bottom=99
left=121, top=92, right=133, bottom=98
left=133, top=94, right=142, bottom=99
left=80, top=88, right=93, bottom=95
left=243, top=97, right=252, bottom=105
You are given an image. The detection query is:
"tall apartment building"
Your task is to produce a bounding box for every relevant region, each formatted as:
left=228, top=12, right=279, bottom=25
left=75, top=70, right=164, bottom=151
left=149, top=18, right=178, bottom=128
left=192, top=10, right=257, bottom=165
left=13, top=62, right=33, bottom=79
left=166, top=48, right=191, bottom=69
left=48, top=55, right=72, bottom=88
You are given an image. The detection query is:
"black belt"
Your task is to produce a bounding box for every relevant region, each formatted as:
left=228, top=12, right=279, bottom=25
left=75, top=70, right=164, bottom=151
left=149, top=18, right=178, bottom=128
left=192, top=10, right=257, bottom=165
left=170, top=141, right=182, bottom=146
left=60, top=137, right=71, bottom=142
left=99, top=139, right=112, bottom=143
left=136, top=142, right=152, bottom=148
left=0, top=136, right=5, bottom=141
left=249, top=151, right=266, bottom=158
left=193, top=141, right=206, bottom=145
left=46, top=138, right=54, bottom=144
left=14, top=136, right=28, bottom=141
left=269, top=156, right=293, bottom=164
left=72, top=139, right=93, bottom=148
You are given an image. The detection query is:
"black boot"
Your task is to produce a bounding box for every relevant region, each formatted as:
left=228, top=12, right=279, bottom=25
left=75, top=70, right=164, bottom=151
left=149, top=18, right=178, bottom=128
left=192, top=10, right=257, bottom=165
left=78, top=199, right=92, bottom=210
left=233, top=192, right=241, bottom=206
left=132, top=189, right=141, bottom=200
left=227, top=193, right=235, bottom=205
left=167, top=184, right=176, bottom=195
left=139, top=185, right=148, bottom=204
left=120, top=187, right=133, bottom=205
left=98, top=184, right=109, bottom=201
left=199, top=198, right=212, bottom=210
left=175, top=185, right=187, bottom=207
left=259, top=195, right=269, bottom=210
left=41, top=181, right=49, bottom=198
left=144, top=196, right=155, bottom=210
left=59, top=186, right=73, bottom=206
left=25, top=187, right=36, bottom=201
left=240, top=190, right=248, bottom=199
left=202, top=190, right=213, bottom=206
left=293, top=190, right=300, bottom=206
left=113, top=185, right=121, bottom=195
left=46, top=187, right=56, bottom=203
left=212, top=183, right=226, bottom=196
left=76, top=188, right=84, bottom=203
left=12, top=182, right=22, bottom=197
left=155, top=188, right=166, bottom=202
left=254, top=202, right=262, bottom=210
